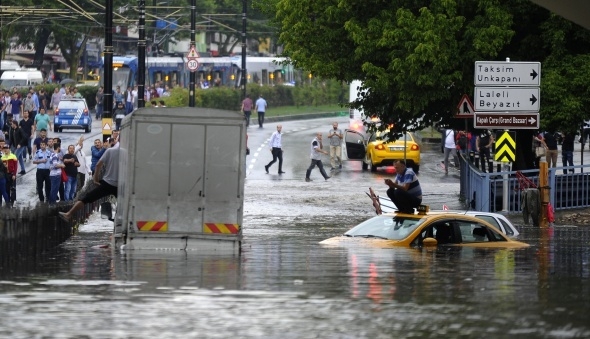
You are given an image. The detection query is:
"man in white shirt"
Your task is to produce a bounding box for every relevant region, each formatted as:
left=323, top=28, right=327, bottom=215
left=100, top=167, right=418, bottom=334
left=264, top=125, right=284, bottom=174
left=255, top=95, right=267, bottom=128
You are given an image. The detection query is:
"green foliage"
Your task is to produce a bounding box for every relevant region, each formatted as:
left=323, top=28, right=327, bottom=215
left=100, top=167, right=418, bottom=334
left=273, top=0, right=514, bottom=135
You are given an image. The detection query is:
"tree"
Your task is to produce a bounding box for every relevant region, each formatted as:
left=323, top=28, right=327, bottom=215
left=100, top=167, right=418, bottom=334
left=269, top=0, right=514, bottom=135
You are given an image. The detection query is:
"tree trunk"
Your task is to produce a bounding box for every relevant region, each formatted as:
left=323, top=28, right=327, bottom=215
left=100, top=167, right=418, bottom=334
left=33, top=28, right=52, bottom=68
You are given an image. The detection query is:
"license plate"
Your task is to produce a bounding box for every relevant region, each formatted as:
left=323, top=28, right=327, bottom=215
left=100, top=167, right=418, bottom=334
left=389, top=147, right=404, bottom=151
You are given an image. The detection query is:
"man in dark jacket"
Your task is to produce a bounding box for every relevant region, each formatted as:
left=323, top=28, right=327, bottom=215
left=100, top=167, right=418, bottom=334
left=9, top=120, right=27, bottom=175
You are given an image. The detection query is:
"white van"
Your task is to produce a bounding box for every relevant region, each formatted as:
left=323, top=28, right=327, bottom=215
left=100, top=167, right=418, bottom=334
left=0, top=70, right=44, bottom=89
left=0, top=60, right=20, bottom=75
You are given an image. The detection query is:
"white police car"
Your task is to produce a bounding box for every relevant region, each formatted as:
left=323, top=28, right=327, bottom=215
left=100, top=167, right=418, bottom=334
left=54, top=98, right=92, bottom=133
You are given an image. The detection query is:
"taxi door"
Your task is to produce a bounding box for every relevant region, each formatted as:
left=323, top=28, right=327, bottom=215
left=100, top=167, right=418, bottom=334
left=342, top=129, right=368, bottom=170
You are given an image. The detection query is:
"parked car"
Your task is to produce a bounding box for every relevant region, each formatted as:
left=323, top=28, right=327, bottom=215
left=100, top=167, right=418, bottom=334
left=377, top=196, right=520, bottom=237
left=54, top=98, right=92, bottom=133
left=320, top=212, right=529, bottom=249
left=342, top=129, right=421, bottom=173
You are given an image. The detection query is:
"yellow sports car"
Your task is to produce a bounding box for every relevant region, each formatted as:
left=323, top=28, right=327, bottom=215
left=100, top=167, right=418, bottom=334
left=365, top=131, right=420, bottom=173
left=320, top=212, right=529, bottom=249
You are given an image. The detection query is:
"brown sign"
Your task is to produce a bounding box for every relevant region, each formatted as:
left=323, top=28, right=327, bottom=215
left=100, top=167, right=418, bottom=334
left=474, top=113, right=539, bottom=129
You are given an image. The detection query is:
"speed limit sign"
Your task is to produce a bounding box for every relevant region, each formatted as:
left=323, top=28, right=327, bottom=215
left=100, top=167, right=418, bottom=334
left=187, top=59, right=199, bottom=71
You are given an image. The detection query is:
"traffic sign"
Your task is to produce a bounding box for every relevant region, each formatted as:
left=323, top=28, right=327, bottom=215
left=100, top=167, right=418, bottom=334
left=494, top=131, right=516, bottom=163
left=187, top=46, right=199, bottom=59
left=455, top=94, right=474, bottom=118
left=187, top=59, right=199, bottom=71
left=474, top=87, right=540, bottom=112
left=474, top=61, right=541, bottom=86
left=474, top=112, right=539, bottom=129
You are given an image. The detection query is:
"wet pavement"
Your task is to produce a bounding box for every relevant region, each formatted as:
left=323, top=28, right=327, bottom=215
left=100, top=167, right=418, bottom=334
left=2, top=117, right=590, bottom=338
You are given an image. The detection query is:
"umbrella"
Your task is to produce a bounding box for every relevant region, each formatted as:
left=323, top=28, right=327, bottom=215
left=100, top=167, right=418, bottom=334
left=60, top=78, right=76, bottom=85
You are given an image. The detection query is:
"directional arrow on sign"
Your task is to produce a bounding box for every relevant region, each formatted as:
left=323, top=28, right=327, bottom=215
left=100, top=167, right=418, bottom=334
left=530, top=69, right=538, bottom=80
left=474, top=87, right=540, bottom=112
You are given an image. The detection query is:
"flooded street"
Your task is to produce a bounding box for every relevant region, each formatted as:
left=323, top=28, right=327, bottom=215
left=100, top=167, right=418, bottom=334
left=1, top=118, right=590, bottom=338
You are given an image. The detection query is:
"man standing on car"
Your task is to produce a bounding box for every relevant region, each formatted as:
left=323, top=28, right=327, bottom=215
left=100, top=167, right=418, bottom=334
left=255, top=94, right=267, bottom=128
left=384, top=160, right=422, bottom=214
left=327, top=122, right=343, bottom=171
left=264, top=124, right=284, bottom=174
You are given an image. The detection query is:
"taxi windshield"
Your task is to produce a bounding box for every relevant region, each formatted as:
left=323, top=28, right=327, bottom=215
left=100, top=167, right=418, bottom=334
left=344, top=215, right=426, bottom=240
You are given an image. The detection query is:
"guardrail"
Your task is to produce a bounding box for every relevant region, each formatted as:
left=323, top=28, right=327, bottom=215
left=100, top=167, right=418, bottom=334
left=459, top=153, right=590, bottom=212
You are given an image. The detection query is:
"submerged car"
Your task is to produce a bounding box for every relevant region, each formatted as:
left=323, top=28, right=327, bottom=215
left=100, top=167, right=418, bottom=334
left=342, top=129, right=420, bottom=173
left=320, top=212, right=529, bottom=249
left=54, top=98, right=92, bottom=133
left=377, top=196, right=520, bottom=237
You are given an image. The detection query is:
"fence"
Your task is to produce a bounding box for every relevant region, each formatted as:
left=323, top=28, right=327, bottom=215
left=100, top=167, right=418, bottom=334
left=0, top=200, right=102, bottom=272
left=458, top=152, right=590, bottom=213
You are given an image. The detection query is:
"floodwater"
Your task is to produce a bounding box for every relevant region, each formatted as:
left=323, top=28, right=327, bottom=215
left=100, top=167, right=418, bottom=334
left=2, top=117, right=590, bottom=337
left=1, top=217, right=590, bottom=338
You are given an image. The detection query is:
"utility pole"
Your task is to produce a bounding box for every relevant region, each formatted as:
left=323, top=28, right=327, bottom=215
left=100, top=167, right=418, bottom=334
left=241, top=0, right=247, bottom=101
left=103, top=0, right=114, bottom=141
left=138, top=0, right=146, bottom=108
left=189, top=0, right=196, bottom=107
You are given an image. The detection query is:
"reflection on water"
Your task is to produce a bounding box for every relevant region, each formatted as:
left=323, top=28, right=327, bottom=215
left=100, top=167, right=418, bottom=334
left=0, top=222, right=590, bottom=337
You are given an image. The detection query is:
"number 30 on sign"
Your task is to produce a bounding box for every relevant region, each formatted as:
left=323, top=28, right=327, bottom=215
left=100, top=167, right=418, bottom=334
left=187, top=59, right=199, bottom=71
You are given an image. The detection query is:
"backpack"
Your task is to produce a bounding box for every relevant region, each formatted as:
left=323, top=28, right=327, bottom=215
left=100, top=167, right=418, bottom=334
left=457, top=133, right=468, bottom=150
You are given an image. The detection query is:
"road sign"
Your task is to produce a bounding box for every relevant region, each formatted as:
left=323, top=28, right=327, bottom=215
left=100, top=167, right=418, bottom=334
left=474, top=87, right=540, bottom=112
left=474, top=61, right=541, bottom=86
left=455, top=94, right=474, bottom=118
left=474, top=112, right=539, bottom=129
left=187, top=59, right=199, bottom=71
left=187, top=46, right=199, bottom=59
left=494, top=131, right=516, bottom=162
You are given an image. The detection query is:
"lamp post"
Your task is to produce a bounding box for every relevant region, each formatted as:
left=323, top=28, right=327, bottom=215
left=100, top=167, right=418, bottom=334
left=138, top=0, right=146, bottom=108
left=103, top=0, right=113, bottom=142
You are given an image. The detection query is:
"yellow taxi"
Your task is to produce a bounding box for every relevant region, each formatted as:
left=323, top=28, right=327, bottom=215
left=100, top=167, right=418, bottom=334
left=364, top=131, right=420, bottom=173
left=320, top=211, right=529, bottom=249
left=342, top=129, right=420, bottom=173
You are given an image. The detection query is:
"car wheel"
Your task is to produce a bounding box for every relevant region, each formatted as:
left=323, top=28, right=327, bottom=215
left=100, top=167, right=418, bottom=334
left=361, top=161, right=368, bottom=171
left=412, top=164, right=420, bottom=173
left=368, top=155, right=377, bottom=172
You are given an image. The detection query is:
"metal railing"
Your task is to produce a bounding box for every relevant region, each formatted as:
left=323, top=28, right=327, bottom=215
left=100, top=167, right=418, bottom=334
left=459, top=153, right=590, bottom=212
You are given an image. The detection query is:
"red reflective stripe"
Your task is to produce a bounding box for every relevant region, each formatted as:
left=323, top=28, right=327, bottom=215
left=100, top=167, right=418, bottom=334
left=152, top=221, right=166, bottom=231
left=207, top=223, right=221, bottom=233
left=225, top=224, right=239, bottom=234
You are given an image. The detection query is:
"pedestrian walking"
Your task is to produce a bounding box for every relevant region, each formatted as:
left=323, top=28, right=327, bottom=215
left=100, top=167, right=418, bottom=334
left=561, top=131, right=575, bottom=174
left=442, top=128, right=459, bottom=175
left=34, top=108, right=52, bottom=136
left=305, top=132, right=330, bottom=182
left=33, top=140, right=51, bottom=203
left=241, top=94, right=253, bottom=127
left=327, top=122, right=343, bottom=171
left=264, top=125, right=285, bottom=174
left=9, top=120, right=27, bottom=175
left=19, top=111, right=34, bottom=160
left=95, top=86, right=104, bottom=119
left=255, top=94, right=267, bottom=128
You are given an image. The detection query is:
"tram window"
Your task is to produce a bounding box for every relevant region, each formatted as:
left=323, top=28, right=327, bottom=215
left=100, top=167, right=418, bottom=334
left=170, top=72, right=178, bottom=86
left=261, top=70, right=268, bottom=85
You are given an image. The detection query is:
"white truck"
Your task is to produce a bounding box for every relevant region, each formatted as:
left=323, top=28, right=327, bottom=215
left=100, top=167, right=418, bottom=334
left=114, top=107, right=246, bottom=253
left=0, top=69, right=44, bottom=88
